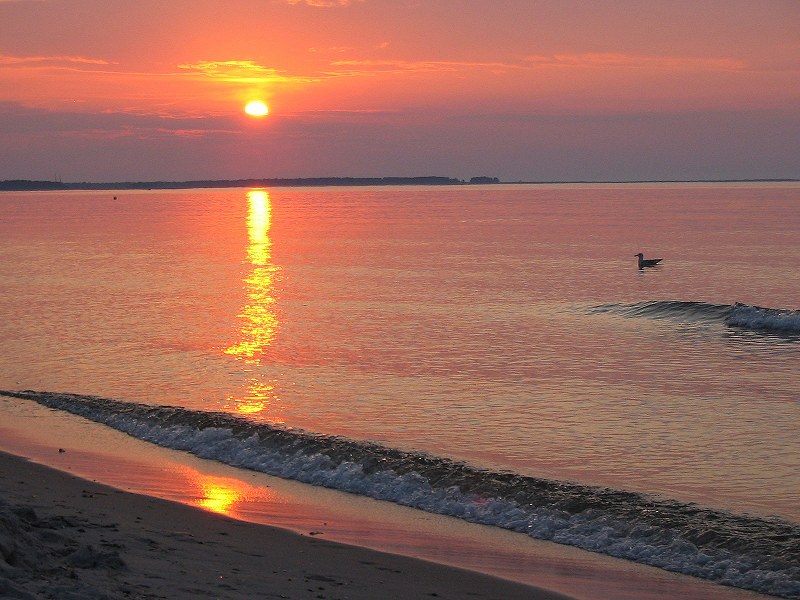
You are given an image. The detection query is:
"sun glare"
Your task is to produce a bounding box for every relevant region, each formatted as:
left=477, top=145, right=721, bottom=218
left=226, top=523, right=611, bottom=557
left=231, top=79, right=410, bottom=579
left=244, top=100, right=269, bottom=117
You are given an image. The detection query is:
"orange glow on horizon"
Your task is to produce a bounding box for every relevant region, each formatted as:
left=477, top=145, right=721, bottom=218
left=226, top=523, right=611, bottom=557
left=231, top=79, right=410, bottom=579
left=2, top=2, right=798, bottom=181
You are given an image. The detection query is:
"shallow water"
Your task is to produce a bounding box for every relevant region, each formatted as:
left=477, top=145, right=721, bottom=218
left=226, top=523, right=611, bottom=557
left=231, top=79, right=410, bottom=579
left=0, top=401, right=769, bottom=600
left=1, top=183, right=798, bottom=597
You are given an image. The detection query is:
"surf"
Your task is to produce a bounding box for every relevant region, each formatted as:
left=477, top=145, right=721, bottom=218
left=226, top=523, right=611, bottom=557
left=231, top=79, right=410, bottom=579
left=592, top=300, right=800, bottom=336
left=2, top=390, right=798, bottom=599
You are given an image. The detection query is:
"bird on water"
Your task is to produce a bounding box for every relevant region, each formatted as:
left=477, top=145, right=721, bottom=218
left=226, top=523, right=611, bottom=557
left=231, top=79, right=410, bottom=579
left=635, top=253, right=662, bottom=269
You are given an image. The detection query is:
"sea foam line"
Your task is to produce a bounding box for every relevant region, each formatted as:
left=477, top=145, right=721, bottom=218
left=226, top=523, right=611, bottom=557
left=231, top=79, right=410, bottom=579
left=2, top=390, right=799, bottom=599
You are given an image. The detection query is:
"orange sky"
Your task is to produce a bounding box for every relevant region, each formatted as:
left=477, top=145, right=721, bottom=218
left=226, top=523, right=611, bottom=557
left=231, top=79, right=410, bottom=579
left=1, top=0, right=798, bottom=181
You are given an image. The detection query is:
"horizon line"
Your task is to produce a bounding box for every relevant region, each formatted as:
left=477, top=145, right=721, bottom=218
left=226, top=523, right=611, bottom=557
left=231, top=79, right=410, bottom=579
left=1, top=176, right=798, bottom=192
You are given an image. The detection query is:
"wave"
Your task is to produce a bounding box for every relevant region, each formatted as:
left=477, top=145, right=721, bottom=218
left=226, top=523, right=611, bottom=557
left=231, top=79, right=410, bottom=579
left=726, top=303, right=800, bottom=333
left=2, top=390, right=799, bottom=598
left=592, top=300, right=800, bottom=335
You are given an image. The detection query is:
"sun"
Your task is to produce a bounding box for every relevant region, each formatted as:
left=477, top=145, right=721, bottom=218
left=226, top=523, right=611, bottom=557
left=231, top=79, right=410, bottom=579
left=244, top=100, right=269, bottom=117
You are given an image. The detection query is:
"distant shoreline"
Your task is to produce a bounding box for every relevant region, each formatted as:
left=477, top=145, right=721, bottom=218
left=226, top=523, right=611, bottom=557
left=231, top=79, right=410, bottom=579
left=0, top=176, right=797, bottom=192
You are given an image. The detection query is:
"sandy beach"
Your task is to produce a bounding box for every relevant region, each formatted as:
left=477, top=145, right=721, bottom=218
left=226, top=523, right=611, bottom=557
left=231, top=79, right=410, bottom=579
left=0, top=450, right=573, bottom=600
left=1, top=398, right=776, bottom=600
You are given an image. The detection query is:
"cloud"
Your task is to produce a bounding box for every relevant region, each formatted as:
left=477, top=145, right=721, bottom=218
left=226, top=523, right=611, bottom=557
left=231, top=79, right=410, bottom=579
left=325, top=52, right=744, bottom=78
left=178, top=60, right=317, bottom=84
left=0, top=101, right=238, bottom=138
left=524, top=53, right=746, bottom=72
left=308, top=46, right=353, bottom=54
left=285, top=0, right=361, bottom=6
left=329, top=58, right=522, bottom=75
left=0, top=54, right=112, bottom=68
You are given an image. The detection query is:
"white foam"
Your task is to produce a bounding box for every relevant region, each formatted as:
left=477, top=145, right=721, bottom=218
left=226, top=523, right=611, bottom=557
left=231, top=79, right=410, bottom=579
left=726, top=303, right=800, bottom=333
left=4, top=390, right=799, bottom=599
left=92, top=415, right=800, bottom=598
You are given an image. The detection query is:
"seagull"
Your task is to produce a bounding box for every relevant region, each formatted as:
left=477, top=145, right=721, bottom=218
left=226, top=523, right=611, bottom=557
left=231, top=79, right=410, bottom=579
left=635, top=253, right=663, bottom=269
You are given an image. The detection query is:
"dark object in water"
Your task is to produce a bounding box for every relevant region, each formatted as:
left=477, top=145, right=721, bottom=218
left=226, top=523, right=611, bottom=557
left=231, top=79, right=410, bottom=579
left=635, top=253, right=663, bottom=269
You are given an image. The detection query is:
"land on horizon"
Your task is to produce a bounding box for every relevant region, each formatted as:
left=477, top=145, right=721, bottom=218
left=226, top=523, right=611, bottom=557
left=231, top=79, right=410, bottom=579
left=1, top=176, right=797, bottom=192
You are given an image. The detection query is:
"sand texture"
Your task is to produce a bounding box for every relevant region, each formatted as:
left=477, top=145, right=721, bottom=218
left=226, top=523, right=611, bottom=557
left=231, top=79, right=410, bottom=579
left=0, top=450, right=571, bottom=600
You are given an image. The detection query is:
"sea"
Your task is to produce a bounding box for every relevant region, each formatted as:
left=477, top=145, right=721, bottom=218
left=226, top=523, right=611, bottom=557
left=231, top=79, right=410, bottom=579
left=0, top=183, right=798, bottom=598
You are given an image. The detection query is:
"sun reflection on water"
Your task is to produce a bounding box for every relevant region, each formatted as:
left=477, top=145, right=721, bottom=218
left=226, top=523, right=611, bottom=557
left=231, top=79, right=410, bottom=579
left=196, top=479, right=242, bottom=515
left=223, top=190, right=281, bottom=416
left=185, top=469, right=276, bottom=517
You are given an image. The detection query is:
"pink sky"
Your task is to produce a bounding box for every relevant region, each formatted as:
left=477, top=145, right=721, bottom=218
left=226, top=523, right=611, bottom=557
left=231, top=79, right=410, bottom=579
left=1, top=0, right=798, bottom=181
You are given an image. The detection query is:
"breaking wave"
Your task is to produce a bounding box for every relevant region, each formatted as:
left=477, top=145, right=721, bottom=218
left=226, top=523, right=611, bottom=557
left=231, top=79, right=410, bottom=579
left=592, top=300, right=800, bottom=335
left=2, top=390, right=799, bottom=598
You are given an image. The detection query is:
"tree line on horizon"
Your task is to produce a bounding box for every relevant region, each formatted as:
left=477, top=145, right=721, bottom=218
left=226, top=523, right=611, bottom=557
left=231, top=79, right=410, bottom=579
left=0, top=176, right=505, bottom=191
left=2, top=176, right=796, bottom=192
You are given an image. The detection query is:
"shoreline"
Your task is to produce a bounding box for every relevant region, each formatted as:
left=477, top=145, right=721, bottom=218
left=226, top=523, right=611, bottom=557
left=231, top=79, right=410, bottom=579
left=0, top=449, right=567, bottom=600
left=0, top=394, right=776, bottom=600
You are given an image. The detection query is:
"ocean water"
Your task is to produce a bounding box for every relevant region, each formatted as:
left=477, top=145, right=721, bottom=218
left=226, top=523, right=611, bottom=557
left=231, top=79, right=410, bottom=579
left=0, top=183, right=798, bottom=598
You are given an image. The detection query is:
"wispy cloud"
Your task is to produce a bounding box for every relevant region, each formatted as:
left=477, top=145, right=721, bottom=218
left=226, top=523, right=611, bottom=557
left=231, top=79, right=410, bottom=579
left=285, top=0, right=362, bottom=6
left=326, top=52, right=745, bottom=78
left=329, top=58, right=522, bottom=75
left=178, top=60, right=317, bottom=84
left=0, top=54, right=112, bottom=67
left=524, top=53, right=746, bottom=71
left=308, top=46, right=353, bottom=54
left=0, top=101, right=240, bottom=138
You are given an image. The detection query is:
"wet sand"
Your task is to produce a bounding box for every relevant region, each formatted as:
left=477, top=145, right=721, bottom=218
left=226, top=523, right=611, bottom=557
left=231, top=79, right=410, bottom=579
left=0, top=450, right=573, bottom=600
left=0, top=394, right=773, bottom=600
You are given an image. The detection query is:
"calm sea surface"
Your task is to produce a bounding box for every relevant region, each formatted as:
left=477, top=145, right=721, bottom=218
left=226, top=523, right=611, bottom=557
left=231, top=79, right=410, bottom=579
left=1, top=183, right=798, bottom=595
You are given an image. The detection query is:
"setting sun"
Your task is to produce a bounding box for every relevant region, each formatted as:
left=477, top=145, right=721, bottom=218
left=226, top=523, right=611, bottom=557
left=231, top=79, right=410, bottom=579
left=244, top=100, right=269, bottom=117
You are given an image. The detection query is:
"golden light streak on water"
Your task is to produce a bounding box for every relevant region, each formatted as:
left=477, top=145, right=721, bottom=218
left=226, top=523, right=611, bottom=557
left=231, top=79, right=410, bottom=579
left=224, top=190, right=281, bottom=415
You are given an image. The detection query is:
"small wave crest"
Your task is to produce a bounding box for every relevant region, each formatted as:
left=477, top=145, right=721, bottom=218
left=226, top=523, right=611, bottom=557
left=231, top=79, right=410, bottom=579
left=725, top=302, right=800, bottom=334
left=591, top=300, right=731, bottom=321
left=593, top=300, right=800, bottom=335
left=2, top=390, right=799, bottom=598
